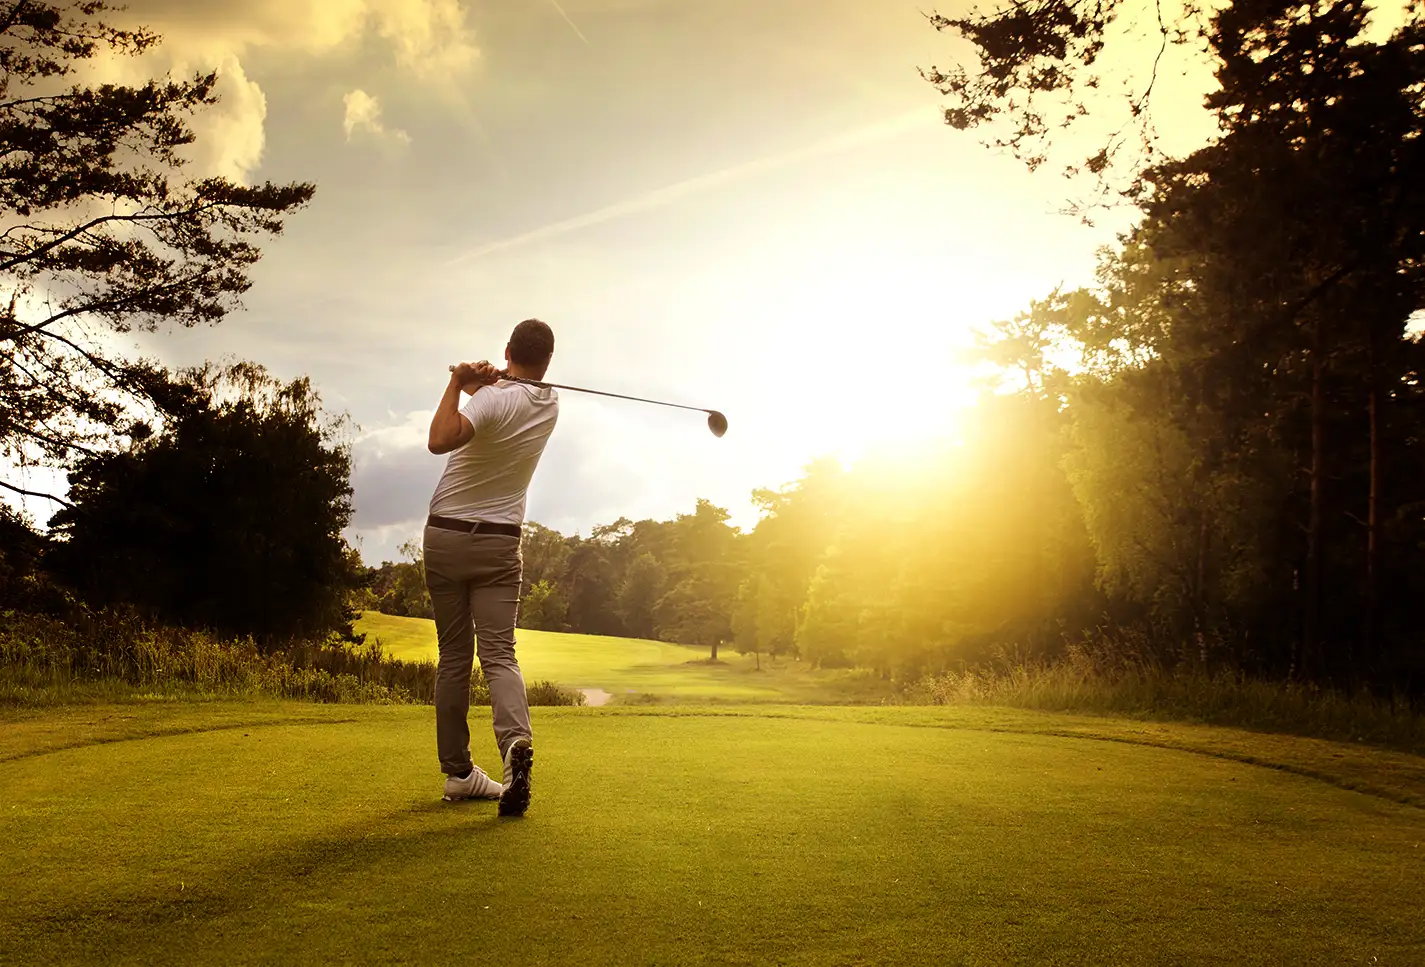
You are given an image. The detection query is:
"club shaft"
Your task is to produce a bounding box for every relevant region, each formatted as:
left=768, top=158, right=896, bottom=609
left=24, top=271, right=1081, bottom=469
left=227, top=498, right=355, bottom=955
left=500, top=374, right=714, bottom=416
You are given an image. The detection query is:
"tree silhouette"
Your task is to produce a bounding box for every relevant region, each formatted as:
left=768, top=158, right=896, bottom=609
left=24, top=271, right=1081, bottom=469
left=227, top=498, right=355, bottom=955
left=0, top=1, right=314, bottom=506
left=47, top=362, right=358, bottom=645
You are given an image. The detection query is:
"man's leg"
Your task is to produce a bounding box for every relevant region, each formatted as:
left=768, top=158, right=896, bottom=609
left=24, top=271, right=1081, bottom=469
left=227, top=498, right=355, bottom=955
left=424, top=527, right=478, bottom=778
left=466, top=534, right=533, bottom=815
left=470, top=577, right=531, bottom=758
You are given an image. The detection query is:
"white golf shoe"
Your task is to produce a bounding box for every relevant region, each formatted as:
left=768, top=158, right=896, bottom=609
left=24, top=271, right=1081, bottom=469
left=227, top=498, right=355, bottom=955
left=442, top=765, right=503, bottom=802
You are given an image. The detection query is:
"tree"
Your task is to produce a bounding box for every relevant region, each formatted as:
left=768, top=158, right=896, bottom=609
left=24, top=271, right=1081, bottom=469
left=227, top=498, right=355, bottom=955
left=0, top=1, right=315, bottom=507
left=941, top=0, right=1425, bottom=683
left=0, top=502, right=61, bottom=612
left=519, top=522, right=572, bottom=605
left=360, top=539, right=433, bottom=619
left=616, top=551, right=665, bottom=641
left=562, top=538, right=623, bottom=637
left=921, top=0, right=1197, bottom=211
left=46, top=362, right=359, bottom=644
left=653, top=500, right=741, bottom=647
left=734, top=458, right=850, bottom=663
left=519, top=579, right=567, bottom=632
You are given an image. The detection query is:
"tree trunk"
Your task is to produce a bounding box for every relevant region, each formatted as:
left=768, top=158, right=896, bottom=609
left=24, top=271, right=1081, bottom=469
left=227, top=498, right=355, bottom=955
left=1304, top=322, right=1325, bottom=680
left=1195, top=506, right=1210, bottom=667
left=710, top=640, right=718, bottom=662
left=1366, top=346, right=1379, bottom=680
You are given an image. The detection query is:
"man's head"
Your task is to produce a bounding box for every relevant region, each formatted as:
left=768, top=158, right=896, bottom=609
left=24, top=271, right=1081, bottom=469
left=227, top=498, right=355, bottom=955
left=505, top=318, right=555, bottom=379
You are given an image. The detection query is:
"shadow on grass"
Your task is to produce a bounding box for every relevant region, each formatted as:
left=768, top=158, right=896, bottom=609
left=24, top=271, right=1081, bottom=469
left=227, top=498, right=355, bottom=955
left=5, top=798, right=518, bottom=954
left=0, top=714, right=361, bottom=764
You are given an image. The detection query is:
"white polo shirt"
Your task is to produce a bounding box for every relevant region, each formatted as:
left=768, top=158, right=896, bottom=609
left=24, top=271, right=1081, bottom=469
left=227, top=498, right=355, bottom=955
left=428, top=380, right=559, bottom=525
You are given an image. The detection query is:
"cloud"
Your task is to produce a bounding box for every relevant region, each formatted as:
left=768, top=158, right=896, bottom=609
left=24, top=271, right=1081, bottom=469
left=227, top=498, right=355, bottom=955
left=118, top=0, right=480, bottom=71
left=343, top=90, right=412, bottom=144
left=81, top=39, right=270, bottom=184
left=189, top=56, right=269, bottom=183
left=370, top=0, right=481, bottom=80
left=350, top=410, right=439, bottom=529
left=78, top=1, right=479, bottom=181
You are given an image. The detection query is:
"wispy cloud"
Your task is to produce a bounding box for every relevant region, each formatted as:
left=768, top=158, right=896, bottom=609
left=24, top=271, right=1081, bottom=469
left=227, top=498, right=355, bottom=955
left=548, top=0, right=591, bottom=47
left=343, top=90, right=412, bottom=144
left=443, top=110, right=930, bottom=266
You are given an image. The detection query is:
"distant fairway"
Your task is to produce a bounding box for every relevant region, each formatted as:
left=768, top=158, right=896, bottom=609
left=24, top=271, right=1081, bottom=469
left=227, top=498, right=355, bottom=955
left=355, top=611, right=858, bottom=703
left=3, top=702, right=1423, bottom=966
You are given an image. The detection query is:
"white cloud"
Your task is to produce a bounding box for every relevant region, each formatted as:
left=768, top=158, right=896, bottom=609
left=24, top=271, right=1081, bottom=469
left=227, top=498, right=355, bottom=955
left=370, top=0, right=481, bottom=80
left=190, top=56, right=269, bottom=183
left=343, top=89, right=412, bottom=144
left=77, top=1, right=479, bottom=181
left=118, top=0, right=480, bottom=73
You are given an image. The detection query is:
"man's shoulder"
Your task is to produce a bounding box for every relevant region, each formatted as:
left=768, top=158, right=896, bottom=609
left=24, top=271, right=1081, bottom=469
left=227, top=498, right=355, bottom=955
left=502, top=380, right=559, bottom=404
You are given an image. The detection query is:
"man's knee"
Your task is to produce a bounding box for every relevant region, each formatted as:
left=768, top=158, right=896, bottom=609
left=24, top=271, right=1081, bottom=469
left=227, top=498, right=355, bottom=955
left=476, top=643, right=519, bottom=673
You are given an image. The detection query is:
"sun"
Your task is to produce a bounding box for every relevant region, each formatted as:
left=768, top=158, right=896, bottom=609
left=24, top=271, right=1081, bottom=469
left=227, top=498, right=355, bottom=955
left=757, top=256, right=991, bottom=470
left=827, top=372, right=979, bottom=469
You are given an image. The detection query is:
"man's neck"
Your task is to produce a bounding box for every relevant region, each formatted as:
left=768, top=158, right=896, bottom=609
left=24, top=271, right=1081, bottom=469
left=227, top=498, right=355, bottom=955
left=506, top=363, right=546, bottom=382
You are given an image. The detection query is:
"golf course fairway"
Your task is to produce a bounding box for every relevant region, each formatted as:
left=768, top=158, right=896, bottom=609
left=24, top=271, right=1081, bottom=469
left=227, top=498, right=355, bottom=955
left=354, top=611, right=873, bottom=703
left=3, top=703, right=1422, bottom=966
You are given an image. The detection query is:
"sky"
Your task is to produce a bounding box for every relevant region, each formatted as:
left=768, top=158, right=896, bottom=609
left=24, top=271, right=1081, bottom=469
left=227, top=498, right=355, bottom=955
left=10, top=0, right=1237, bottom=564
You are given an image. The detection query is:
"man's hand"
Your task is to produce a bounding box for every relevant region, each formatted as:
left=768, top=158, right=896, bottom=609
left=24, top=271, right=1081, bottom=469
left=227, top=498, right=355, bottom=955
left=431, top=361, right=498, bottom=455
left=450, top=360, right=502, bottom=394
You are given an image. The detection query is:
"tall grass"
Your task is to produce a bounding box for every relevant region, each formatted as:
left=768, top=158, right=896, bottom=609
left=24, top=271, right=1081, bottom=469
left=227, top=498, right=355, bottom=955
left=906, top=635, right=1424, bottom=755
left=0, top=608, right=584, bottom=708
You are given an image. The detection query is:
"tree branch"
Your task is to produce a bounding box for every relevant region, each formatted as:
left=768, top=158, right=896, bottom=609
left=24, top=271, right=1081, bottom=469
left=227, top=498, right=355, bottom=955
left=1, top=275, right=198, bottom=343
left=10, top=422, right=101, bottom=455
left=0, top=1, right=32, bottom=38
left=21, top=321, right=126, bottom=378
left=0, top=476, right=73, bottom=508
left=0, top=201, right=225, bottom=274
left=0, top=90, right=78, bottom=112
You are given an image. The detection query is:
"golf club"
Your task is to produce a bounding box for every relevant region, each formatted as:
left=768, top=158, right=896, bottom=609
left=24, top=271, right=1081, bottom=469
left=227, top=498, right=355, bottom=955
left=449, top=365, right=728, bottom=437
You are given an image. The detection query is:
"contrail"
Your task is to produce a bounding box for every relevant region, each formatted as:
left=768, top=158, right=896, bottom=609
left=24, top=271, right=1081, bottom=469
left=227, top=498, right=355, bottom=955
left=443, top=109, right=930, bottom=267
left=548, top=0, right=591, bottom=47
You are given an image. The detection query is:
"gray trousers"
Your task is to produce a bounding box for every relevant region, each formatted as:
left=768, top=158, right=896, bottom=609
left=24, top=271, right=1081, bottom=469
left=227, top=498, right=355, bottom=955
left=422, top=526, right=531, bottom=777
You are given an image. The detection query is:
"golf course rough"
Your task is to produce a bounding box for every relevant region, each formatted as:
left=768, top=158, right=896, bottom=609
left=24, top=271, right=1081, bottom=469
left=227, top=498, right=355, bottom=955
left=3, top=703, right=1423, bottom=966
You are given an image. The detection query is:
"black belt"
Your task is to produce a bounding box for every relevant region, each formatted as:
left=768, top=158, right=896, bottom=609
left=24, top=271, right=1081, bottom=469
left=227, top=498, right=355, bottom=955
left=426, top=515, right=522, bottom=538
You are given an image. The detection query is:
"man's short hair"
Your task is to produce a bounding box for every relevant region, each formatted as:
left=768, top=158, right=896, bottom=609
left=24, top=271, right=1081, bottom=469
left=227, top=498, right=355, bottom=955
left=508, top=318, right=555, bottom=368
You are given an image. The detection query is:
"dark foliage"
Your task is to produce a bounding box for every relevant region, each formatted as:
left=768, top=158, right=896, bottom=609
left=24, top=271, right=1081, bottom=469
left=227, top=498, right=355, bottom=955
left=358, top=557, right=433, bottom=619
left=46, top=362, right=360, bottom=645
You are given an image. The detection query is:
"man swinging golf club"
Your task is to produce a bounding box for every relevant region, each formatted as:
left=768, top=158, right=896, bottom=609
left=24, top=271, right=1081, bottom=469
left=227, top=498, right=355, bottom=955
left=424, top=318, right=558, bottom=815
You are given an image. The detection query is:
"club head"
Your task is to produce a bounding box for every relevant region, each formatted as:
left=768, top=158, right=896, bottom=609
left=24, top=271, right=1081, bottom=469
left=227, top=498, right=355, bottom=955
left=707, top=411, right=728, bottom=438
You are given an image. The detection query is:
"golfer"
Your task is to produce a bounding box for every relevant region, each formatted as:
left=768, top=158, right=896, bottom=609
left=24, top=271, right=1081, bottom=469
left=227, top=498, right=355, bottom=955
left=423, top=318, right=558, bottom=816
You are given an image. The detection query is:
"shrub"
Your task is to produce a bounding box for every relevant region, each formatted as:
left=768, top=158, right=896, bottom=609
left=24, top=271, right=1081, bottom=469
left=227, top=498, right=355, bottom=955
left=525, top=680, right=586, bottom=707
left=904, top=634, right=1425, bottom=754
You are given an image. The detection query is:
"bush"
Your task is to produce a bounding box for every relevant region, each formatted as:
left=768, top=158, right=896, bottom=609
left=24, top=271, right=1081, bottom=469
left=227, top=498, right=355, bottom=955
left=903, top=634, right=1425, bottom=754
left=0, top=606, right=579, bottom=708
left=525, top=680, right=586, bottom=706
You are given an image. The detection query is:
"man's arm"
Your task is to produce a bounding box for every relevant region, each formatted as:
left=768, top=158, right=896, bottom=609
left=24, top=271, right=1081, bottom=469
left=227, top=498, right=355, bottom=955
left=427, top=361, right=498, bottom=455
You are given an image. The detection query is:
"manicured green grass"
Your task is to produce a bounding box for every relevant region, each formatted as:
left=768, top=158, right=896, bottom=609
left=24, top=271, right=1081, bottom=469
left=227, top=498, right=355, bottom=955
left=355, top=611, right=874, bottom=703
left=3, top=702, right=1423, bottom=965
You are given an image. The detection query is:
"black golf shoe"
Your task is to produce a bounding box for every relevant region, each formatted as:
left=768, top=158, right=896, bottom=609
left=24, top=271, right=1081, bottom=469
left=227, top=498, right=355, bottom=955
left=499, top=737, right=533, bottom=817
